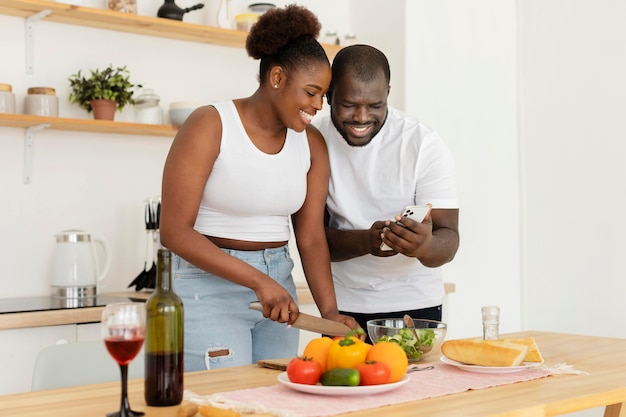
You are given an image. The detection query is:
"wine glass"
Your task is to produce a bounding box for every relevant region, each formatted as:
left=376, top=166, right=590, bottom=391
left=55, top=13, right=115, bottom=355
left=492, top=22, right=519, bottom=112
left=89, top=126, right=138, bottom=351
left=101, top=303, right=146, bottom=417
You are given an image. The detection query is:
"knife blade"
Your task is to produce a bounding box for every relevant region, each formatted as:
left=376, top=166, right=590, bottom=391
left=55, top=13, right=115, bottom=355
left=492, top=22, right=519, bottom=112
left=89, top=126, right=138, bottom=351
left=248, top=301, right=351, bottom=337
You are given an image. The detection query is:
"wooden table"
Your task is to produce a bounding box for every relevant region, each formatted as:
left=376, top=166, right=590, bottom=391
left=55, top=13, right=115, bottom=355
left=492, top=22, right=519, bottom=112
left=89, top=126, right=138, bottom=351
left=1, top=331, right=624, bottom=417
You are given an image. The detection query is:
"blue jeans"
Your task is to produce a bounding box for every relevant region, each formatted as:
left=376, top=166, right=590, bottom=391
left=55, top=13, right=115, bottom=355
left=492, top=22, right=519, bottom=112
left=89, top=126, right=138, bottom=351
left=172, top=245, right=299, bottom=372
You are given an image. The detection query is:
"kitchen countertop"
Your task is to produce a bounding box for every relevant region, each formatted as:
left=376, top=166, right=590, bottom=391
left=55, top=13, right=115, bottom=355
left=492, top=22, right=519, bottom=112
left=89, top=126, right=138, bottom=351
left=0, top=286, right=313, bottom=331
left=2, top=331, right=624, bottom=417
left=0, top=283, right=455, bottom=331
left=0, top=292, right=149, bottom=330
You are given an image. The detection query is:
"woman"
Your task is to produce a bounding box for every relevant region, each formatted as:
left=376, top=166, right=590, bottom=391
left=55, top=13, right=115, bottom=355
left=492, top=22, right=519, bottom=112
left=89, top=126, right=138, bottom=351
left=160, top=5, right=359, bottom=371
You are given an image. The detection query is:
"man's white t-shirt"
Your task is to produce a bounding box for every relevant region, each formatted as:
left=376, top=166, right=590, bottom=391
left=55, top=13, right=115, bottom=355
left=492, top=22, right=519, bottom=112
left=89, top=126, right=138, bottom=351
left=314, top=106, right=458, bottom=313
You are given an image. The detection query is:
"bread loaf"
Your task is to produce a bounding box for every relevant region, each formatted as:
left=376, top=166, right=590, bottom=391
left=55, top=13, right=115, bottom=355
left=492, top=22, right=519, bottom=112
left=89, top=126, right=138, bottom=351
left=485, top=337, right=543, bottom=363
left=441, top=339, right=528, bottom=366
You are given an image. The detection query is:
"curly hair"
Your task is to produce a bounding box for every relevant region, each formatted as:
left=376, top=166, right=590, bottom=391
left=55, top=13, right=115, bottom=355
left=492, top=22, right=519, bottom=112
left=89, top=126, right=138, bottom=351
left=245, top=4, right=328, bottom=84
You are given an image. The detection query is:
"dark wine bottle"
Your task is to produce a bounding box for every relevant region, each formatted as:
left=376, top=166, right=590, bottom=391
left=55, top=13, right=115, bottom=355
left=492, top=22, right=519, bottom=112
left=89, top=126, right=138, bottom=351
left=144, top=248, right=184, bottom=406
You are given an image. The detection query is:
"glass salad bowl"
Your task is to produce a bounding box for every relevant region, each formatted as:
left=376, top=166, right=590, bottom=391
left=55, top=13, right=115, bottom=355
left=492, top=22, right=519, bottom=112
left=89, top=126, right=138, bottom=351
left=367, top=318, right=447, bottom=363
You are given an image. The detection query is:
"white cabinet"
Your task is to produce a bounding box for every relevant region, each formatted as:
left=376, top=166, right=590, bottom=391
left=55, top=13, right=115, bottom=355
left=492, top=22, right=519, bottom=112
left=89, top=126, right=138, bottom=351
left=0, top=322, right=103, bottom=395
left=76, top=322, right=101, bottom=342
left=0, top=324, right=76, bottom=395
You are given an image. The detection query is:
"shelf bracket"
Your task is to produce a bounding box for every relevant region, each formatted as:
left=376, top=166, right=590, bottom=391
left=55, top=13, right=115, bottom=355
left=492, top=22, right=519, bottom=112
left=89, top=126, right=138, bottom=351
left=23, top=124, right=50, bottom=184
left=25, top=9, right=52, bottom=74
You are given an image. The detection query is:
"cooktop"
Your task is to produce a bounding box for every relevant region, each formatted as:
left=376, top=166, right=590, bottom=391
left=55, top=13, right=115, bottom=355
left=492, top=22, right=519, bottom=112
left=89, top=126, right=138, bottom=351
left=0, top=295, right=147, bottom=314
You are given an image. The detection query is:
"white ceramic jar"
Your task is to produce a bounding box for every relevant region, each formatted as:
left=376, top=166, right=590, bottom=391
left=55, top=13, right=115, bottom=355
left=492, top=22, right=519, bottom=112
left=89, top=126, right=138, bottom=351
left=24, top=87, right=59, bottom=117
left=0, top=83, right=16, bottom=114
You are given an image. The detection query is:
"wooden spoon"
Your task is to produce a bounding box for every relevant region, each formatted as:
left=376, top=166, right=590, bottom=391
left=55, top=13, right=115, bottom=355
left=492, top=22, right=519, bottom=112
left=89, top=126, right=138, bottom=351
left=404, top=314, right=432, bottom=354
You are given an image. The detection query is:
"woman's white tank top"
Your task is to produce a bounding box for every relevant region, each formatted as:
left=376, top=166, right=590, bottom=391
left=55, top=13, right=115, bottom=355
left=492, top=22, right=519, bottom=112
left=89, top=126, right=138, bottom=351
left=194, top=101, right=311, bottom=242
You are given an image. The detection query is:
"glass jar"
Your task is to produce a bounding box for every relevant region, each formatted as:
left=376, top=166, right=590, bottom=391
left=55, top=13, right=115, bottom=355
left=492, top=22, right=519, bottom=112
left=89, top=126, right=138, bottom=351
left=134, top=89, right=163, bottom=125
left=0, top=83, right=16, bottom=114
left=320, top=30, right=339, bottom=46
left=481, top=305, right=500, bottom=340
left=24, top=87, right=59, bottom=117
left=235, top=13, right=259, bottom=32
left=342, top=32, right=359, bottom=46
left=107, top=0, right=137, bottom=14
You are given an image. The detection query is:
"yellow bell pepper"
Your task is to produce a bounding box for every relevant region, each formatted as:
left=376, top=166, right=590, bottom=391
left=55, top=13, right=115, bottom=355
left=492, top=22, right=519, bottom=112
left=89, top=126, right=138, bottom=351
left=326, top=329, right=372, bottom=370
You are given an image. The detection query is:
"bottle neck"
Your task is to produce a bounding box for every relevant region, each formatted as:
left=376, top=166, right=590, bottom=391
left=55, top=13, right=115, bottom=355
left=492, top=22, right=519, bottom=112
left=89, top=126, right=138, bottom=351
left=156, top=249, right=172, bottom=292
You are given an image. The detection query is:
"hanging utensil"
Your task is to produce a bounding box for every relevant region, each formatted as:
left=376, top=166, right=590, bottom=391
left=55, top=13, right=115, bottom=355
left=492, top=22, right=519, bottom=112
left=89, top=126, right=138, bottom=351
left=128, top=198, right=155, bottom=291
left=142, top=196, right=161, bottom=290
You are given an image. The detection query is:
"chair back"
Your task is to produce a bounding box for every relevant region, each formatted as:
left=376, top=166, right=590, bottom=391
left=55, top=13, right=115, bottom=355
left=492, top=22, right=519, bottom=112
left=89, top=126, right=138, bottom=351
left=31, top=340, right=144, bottom=391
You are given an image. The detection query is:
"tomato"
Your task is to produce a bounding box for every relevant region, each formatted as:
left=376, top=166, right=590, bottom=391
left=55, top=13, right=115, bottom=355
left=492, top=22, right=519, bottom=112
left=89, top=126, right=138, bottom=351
left=302, top=336, right=333, bottom=372
left=366, top=341, right=408, bottom=383
left=356, top=360, right=391, bottom=385
left=286, top=356, right=322, bottom=385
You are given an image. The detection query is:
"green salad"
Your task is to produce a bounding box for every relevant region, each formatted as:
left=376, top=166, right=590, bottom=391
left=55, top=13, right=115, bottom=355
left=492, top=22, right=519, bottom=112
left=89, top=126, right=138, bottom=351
left=377, top=328, right=436, bottom=360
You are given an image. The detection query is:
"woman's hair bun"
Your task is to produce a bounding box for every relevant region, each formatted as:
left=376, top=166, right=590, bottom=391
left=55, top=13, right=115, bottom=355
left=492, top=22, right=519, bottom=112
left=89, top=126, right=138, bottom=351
left=246, top=4, right=322, bottom=60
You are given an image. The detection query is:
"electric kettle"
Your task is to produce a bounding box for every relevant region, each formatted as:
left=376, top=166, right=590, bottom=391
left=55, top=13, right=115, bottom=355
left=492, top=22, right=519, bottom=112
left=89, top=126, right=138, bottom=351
left=50, top=229, right=111, bottom=298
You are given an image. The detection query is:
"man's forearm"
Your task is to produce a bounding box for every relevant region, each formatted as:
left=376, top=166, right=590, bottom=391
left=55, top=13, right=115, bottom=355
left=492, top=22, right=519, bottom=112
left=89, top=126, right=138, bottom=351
left=325, top=227, right=371, bottom=262
left=417, top=227, right=459, bottom=267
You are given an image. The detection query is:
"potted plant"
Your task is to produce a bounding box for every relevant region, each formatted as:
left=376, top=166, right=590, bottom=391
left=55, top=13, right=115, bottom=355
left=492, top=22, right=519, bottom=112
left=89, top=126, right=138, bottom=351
left=68, top=65, right=141, bottom=120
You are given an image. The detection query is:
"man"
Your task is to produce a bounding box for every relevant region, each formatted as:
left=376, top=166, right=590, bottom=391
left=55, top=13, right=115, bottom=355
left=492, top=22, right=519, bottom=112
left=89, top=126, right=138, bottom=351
left=314, top=45, right=459, bottom=338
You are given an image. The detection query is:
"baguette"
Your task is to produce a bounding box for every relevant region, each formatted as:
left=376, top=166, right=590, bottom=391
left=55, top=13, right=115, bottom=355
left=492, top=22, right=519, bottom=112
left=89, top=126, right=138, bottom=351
left=442, top=339, right=528, bottom=367
left=485, top=337, right=543, bottom=363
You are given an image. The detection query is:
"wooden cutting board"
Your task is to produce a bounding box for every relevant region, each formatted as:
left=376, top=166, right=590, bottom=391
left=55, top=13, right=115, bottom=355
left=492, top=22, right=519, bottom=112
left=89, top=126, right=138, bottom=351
left=256, top=358, right=290, bottom=371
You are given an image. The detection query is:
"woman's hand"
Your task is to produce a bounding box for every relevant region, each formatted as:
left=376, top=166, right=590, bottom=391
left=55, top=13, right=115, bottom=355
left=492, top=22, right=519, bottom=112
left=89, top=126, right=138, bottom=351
left=321, top=311, right=363, bottom=337
left=254, top=280, right=300, bottom=324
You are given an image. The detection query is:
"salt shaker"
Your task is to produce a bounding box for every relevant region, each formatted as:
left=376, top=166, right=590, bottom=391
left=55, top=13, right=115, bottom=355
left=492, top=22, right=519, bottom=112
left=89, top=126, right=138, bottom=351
left=481, top=305, right=500, bottom=340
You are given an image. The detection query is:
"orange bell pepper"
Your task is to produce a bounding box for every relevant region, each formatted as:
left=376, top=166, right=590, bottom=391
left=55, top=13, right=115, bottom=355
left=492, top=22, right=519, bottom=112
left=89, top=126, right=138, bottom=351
left=326, top=329, right=372, bottom=369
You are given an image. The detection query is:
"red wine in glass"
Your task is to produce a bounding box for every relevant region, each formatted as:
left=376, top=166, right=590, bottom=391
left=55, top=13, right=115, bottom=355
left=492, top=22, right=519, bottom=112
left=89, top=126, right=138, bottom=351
left=101, top=304, right=146, bottom=417
left=105, top=334, right=144, bottom=365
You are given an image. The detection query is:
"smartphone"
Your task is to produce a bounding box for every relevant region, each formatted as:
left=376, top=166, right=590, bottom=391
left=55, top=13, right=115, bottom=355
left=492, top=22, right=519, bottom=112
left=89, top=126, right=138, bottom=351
left=380, top=205, right=431, bottom=251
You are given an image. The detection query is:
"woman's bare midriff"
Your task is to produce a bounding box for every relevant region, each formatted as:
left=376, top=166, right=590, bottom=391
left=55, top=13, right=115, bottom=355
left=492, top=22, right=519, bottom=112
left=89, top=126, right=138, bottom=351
left=205, top=235, right=288, bottom=251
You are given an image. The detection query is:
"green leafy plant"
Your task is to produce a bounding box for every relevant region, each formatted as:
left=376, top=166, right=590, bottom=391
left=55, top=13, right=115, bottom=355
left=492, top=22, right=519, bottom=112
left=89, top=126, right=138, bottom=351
left=68, top=65, right=141, bottom=112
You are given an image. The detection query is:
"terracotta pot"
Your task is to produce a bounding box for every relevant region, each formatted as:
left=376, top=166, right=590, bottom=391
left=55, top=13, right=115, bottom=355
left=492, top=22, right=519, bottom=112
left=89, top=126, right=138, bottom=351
left=90, top=99, right=117, bottom=120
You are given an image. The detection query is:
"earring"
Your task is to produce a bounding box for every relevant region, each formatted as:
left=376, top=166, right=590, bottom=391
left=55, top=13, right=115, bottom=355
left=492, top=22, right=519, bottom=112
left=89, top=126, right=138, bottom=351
left=274, top=84, right=278, bottom=89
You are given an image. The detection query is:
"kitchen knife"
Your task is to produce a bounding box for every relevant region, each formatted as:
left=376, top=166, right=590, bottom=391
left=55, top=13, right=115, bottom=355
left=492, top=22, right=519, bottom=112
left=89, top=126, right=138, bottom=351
left=248, top=301, right=351, bottom=337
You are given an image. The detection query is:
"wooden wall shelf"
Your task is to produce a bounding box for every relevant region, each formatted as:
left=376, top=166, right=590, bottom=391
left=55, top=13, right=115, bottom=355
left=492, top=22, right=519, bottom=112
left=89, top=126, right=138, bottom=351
left=0, top=113, right=177, bottom=137
left=0, top=0, right=342, bottom=57
left=0, top=1, right=341, bottom=183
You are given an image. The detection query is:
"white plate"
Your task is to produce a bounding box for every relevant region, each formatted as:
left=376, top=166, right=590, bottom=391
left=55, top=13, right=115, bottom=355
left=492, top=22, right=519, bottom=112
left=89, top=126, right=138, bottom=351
left=440, top=355, right=544, bottom=373
left=277, top=372, right=410, bottom=396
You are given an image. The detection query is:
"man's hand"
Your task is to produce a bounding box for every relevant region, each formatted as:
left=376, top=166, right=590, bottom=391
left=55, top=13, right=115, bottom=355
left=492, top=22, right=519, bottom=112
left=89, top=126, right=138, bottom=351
left=380, top=214, right=433, bottom=258
left=369, top=221, right=400, bottom=257
left=379, top=208, right=459, bottom=267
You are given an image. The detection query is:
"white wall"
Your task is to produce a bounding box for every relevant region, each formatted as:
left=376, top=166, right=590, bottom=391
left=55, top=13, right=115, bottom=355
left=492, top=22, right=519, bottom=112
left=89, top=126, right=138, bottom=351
left=404, top=0, right=521, bottom=340
left=0, top=14, right=258, bottom=298
left=520, top=0, right=626, bottom=338
left=402, top=4, right=623, bottom=415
